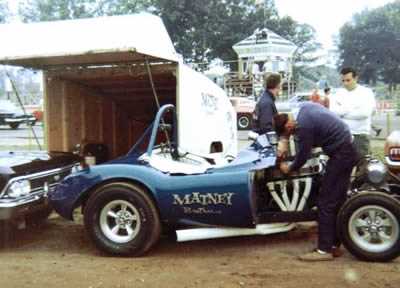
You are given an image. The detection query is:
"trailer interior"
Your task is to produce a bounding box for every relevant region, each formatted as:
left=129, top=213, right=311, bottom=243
left=39, top=55, right=178, bottom=161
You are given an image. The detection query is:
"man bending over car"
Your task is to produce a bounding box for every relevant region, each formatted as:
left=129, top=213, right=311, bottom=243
left=274, top=102, right=358, bottom=261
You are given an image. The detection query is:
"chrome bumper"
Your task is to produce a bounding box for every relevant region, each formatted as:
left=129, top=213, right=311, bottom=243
left=4, top=117, right=36, bottom=123
left=0, top=193, right=49, bottom=220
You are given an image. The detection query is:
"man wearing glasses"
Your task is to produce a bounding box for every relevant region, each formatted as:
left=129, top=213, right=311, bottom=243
left=330, top=67, right=376, bottom=165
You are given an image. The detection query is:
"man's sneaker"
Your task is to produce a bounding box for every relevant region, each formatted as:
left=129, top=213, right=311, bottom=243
left=298, top=249, right=334, bottom=261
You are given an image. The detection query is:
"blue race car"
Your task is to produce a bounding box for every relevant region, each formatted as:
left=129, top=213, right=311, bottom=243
left=49, top=104, right=400, bottom=261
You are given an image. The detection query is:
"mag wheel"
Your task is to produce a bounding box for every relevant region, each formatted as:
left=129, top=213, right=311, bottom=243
left=84, top=182, right=161, bottom=256
left=338, top=192, right=400, bottom=262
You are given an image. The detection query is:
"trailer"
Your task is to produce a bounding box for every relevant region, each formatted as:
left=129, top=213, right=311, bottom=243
left=0, top=13, right=237, bottom=162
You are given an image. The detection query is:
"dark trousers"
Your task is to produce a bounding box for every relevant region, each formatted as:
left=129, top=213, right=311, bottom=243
left=353, top=134, right=370, bottom=157
left=353, top=134, right=370, bottom=175
left=317, top=142, right=357, bottom=252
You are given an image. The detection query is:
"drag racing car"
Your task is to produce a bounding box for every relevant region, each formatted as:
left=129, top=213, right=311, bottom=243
left=49, top=104, right=400, bottom=261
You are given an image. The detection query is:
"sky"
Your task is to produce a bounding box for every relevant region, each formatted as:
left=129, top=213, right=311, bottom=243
left=274, top=0, right=394, bottom=50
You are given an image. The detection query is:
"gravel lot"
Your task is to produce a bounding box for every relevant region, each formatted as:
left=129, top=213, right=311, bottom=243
left=1, top=214, right=399, bottom=288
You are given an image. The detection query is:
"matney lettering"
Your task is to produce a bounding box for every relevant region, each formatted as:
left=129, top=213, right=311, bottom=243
left=173, top=192, right=235, bottom=206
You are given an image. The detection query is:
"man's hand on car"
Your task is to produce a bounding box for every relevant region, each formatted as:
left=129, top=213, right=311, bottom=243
left=277, top=138, right=289, bottom=160
left=279, top=162, right=290, bottom=174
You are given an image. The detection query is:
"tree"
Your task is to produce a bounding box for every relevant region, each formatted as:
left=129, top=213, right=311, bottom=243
left=91, top=0, right=150, bottom=16
left=0, top=0, right=9, bottom=97
left=19, top=0, right=99, bottom=22
left=19, top=0, right=152, bottom=22
left=151, top=0, right=264, bottom=63
left=17, top=0, right=320, bottom=67
left=337, top=2, right=400, bottom=91
left=0, top=0, right=9, bottom=23
left=150, top=0, right=319, bottom=65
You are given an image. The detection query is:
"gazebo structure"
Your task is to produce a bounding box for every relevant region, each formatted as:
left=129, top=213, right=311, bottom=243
left=225, top=28, right=297, bottom=97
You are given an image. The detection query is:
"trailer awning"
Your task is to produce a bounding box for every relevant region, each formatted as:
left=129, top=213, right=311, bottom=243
left=0, top=13, right=179, bottom=69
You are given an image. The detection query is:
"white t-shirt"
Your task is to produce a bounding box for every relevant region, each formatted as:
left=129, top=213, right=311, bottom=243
left=330, top=85, right=376, bottom=135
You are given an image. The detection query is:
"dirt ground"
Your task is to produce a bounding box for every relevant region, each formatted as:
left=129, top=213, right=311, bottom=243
left=0, top=213, right=399, bottom=288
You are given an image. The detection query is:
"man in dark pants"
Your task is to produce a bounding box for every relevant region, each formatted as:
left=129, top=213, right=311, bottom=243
left=274, top=102, right=358, bottom=261
left=253, top=73, right=281, bottom=134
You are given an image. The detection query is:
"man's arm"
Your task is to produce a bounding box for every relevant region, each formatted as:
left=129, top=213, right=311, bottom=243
left=329, top=93, right=347, bottom=117
left=341, top=90, right=376, bottom=120
left=289, top=128, right=313, bottom=172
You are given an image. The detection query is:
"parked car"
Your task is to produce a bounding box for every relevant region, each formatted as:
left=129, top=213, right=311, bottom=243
left=229, top=97, right=256, bottom=130
left=0, top=100, right=37, bottom=129
left=49, top=104, right=400, bottom=261
left=0, top=151, right=81, bottom=244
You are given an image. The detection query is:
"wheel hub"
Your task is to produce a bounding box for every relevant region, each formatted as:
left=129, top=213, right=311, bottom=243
left=99, top=200, right=141, bottom=243
left=349, top=205, right=399, bottom=253
left=116, top=211, right=134, bottom=226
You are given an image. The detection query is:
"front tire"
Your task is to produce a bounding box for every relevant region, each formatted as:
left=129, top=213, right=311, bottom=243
left=84, top=182, right=161, bottom=256
left=338, top=192, right=400, bottom=262
left=9, top=123, right=19, bottom=129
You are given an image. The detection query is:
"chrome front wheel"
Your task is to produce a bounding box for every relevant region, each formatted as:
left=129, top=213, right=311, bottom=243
left=84, top=182, right=161, bottom=256
left=99, top=200, right=141, bottom=243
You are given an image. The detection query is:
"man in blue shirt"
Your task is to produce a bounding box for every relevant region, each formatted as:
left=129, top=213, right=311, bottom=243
left=253, top=73, right=281, bottom=134
left=274, top=102, right=358, bottom=261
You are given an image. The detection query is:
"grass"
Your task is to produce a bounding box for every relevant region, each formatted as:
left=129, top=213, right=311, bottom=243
left=370, top=138, right=385, bottom=161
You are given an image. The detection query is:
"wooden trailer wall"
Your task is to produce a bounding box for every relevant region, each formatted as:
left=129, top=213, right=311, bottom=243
left=43, top=63, right=177, bottom=159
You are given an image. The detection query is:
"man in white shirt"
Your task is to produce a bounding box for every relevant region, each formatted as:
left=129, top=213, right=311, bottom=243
left=330, top=67, right=376, bottom=161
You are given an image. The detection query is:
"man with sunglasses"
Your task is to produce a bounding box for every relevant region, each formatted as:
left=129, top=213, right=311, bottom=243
left=330, top=67, right=376, bottom=163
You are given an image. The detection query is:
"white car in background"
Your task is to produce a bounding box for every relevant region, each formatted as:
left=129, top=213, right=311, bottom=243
left=0, top=100, right=36, bottom=129
left=275, top=93, right=310, bottom=112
